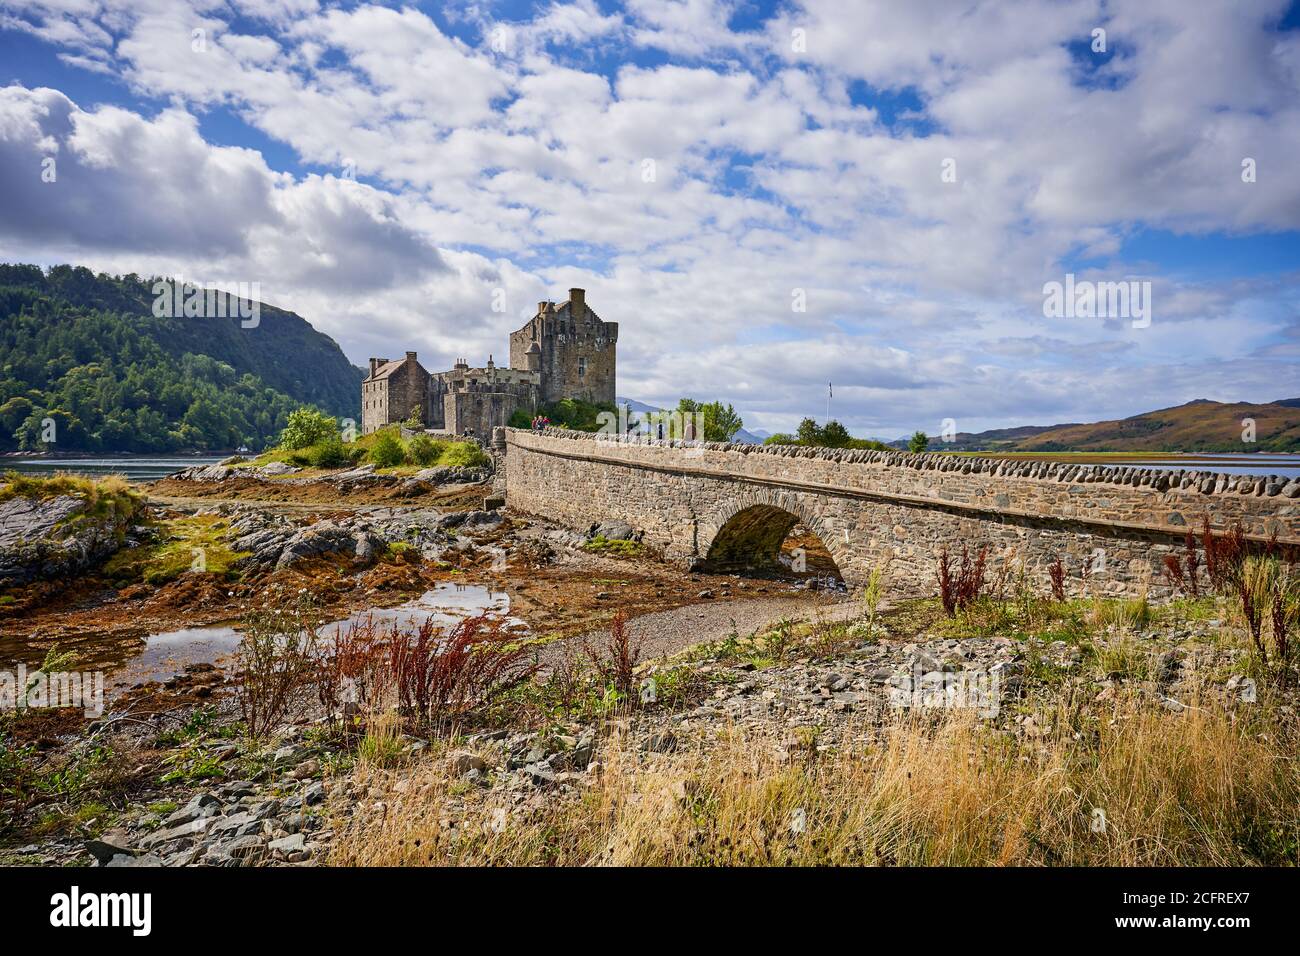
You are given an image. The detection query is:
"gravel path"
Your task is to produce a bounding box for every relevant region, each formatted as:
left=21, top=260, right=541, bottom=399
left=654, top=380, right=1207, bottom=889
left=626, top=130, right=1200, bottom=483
left=558, top=593, right=860, bottom=665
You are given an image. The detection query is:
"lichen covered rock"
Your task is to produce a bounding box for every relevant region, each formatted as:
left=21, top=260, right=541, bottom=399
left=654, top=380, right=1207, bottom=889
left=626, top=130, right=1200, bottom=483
left=0, top=483, right=141, bottom=585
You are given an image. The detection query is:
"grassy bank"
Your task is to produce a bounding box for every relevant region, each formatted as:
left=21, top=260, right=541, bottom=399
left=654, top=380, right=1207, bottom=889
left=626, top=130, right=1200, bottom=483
left=329, top=690, right=1296, bottom=866
left=0, top=471, right=142, bottom=518
left=252, top=425, right=489, bottom=474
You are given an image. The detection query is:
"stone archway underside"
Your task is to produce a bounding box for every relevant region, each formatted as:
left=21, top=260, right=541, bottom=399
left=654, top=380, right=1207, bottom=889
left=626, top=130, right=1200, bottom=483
left=703, top=503, right=802, bottom=572
left=700, top=502, right=844, bottom=580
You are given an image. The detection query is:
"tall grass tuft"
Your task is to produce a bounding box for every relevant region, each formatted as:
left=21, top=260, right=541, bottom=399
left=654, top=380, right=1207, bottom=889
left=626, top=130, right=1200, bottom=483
left=1235, top=556, right=1299, bottom=683
left=583, top=611, right=641, bottom=708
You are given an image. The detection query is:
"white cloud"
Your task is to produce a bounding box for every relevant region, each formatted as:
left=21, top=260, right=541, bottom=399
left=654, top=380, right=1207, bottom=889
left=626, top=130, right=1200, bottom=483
left=0, top=0, right=1296, bottom=436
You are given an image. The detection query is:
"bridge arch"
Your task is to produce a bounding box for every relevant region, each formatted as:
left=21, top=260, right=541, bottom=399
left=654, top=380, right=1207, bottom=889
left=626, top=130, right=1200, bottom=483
left=697, top=490, right=846, bottom=580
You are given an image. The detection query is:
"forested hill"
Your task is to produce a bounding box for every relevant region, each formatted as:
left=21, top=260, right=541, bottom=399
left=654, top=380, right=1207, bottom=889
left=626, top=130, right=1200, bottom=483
left=0, top=264, right=364, bottom=453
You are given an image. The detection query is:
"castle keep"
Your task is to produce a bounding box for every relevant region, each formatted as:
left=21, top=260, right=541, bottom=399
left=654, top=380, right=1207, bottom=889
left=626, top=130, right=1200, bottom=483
left=361, top=288, right=617, bottom=438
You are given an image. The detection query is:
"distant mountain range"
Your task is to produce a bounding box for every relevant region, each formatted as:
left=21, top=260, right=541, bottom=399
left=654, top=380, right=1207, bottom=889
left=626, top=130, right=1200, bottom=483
left=890, top=399, right=1300, bottom=453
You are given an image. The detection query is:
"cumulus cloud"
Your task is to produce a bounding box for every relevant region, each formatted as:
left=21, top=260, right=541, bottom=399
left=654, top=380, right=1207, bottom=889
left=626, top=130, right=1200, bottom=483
left=0, top=0, right=1296, bottom=436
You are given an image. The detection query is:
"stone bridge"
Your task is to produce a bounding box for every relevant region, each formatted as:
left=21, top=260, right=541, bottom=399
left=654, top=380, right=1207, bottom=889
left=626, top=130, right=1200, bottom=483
left=502, top=427, right=1300, bottom=596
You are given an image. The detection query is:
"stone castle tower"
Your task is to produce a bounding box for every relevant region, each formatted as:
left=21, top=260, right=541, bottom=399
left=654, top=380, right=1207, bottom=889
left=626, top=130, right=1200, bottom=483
left=509, top=288, right=618, bottom=406
left=361, top=288, right=617, bottom=436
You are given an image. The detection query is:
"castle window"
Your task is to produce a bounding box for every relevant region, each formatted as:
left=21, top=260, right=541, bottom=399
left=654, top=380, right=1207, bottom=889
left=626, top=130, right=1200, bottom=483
left=578, top=357, right=587, bottom=378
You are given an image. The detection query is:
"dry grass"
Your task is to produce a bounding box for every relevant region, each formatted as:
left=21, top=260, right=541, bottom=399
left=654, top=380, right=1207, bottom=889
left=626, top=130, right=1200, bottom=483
left=0, top=470, right=141, bottom=522
left=328, top=692, right=1298, bottom=867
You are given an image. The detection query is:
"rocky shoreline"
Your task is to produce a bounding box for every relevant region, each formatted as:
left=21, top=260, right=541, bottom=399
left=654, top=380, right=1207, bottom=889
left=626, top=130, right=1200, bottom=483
left=7, top=590, right=1265, bottom=868
left=2, top=464, right=1295, bottom=869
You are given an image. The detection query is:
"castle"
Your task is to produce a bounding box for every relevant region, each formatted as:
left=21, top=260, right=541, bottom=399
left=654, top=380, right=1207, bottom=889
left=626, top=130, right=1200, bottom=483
left=361, top=288, right=617, bottom=438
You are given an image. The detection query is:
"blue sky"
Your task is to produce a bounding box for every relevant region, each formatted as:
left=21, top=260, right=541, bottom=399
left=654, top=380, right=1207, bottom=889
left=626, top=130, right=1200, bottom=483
left=1, top=0, right=1298, bottom=437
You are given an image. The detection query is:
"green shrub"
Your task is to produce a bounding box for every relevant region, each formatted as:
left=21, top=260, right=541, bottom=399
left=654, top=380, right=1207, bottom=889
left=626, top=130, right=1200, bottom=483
left=439, top=441, right=490, bottom=469
left=407, top=434, right=445, bottom=466
left=279, top=407, right=338, bottom=450
left=310, top=436, right=350, bottom=468
left=368, top=429, right=407, bottom=468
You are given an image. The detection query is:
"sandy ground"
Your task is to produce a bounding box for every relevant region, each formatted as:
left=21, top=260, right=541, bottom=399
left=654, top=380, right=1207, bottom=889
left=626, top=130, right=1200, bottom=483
left=559, top=593, right=856, bottom=666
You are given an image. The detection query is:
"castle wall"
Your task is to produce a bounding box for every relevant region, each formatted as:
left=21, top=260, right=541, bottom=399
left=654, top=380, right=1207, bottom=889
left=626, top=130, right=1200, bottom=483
left=444, top=389, right=521, bottom=438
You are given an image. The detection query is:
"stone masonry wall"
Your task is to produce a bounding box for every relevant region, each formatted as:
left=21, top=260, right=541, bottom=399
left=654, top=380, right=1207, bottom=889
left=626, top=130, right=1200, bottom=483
left=505, top=427, right=1300, bottom=597
left=362, top=356, right=427, bottom=435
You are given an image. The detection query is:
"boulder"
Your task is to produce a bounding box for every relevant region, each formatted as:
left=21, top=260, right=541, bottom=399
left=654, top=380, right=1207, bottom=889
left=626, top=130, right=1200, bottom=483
left=85, top=837, right=137, bottom=865
left=274, top=521, right=361, bottom=569
left=592, top=520, right=635, bottom=541
left=259, top=462, right=300, bottom=476
left=449, top=750, right=488, bottom=775
left=439, top=510, right=501, bottom=532
left=0, top=491, right=139, bottom=586
left=412, top=466, right=491, bottom=485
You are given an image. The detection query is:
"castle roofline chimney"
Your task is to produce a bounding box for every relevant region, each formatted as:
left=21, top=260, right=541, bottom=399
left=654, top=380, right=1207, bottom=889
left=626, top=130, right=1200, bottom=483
left=568, top=288, right=585, bottom=312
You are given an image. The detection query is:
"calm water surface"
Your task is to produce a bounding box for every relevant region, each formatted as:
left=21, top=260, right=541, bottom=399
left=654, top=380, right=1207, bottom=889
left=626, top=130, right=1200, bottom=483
left=2, top=456, right=226, bottom=482
left=1071, top=453, right=1300, bottom=480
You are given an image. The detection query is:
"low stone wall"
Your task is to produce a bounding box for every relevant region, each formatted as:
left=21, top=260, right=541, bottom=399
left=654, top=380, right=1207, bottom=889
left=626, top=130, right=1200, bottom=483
left=505, top=427, right=1299, bottom=596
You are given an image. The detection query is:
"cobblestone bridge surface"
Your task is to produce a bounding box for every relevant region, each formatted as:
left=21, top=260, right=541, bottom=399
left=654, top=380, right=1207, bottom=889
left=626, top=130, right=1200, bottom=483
left=503, top=427, right=1299, bottom=595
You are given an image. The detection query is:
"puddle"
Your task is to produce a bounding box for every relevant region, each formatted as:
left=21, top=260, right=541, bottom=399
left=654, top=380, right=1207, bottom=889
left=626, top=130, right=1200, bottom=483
left=317, top=583, right=520, bottom=640
left=109, top=625, right=243, bottom=692
left=98, top=583, right=518, bottom=697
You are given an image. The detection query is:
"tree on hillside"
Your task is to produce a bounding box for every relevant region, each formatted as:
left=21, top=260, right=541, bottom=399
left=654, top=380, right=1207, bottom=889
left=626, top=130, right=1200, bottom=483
left=0, top=266, right=358, bottom=452
left=909, top=430, right=930, bottom=453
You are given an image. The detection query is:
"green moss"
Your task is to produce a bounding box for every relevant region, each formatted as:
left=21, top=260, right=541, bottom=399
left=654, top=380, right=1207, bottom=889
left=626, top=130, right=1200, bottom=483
left=582, top=535, right=644, bottom=558
left=104, top=514, right=250, bottom=585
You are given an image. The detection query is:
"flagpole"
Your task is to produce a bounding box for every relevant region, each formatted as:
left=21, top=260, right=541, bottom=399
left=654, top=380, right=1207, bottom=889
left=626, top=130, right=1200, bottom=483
left=826, top=383, right=831, bottom=425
